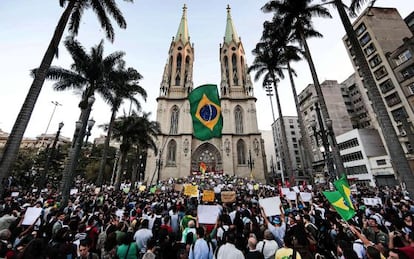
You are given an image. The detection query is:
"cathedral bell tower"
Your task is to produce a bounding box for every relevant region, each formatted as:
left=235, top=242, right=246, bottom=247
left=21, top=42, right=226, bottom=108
left=145, top=5, right=266, bottom=183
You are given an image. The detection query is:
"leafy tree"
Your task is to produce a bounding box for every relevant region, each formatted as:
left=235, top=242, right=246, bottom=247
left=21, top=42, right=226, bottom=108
left=0, top=0, right=133, bottom=196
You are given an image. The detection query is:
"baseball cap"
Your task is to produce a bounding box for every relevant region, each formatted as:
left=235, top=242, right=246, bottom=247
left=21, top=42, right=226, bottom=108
left=272, top=216, right=281, bottom=224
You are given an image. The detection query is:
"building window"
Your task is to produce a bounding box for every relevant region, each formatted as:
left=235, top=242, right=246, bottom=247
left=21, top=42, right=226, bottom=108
left=395, top=50, right=412, bottom=66
left=364, top=43, right=376, bottom=57
left=401, top=65, right=414, bottom=80
left=355, top=23, right=366, bottom=36
left=391, top=107, right=407, bottom=123
left=166, top=140, right=177, bottom=166
left=376, top=159, right=386, bottom=166
left=345, top=165, right=368, bottom=175
left=359, top=32, right=371, bottom=46
left=385, top=92, right=401, bottom=107
left=341, top=151, right=364, bottom=163
left=338, top=138, right=359, bottom=151
left=369, top=54, right=382, bottom=68
left=291, top=131, right=296, bottom=135
left=408, top=83, right=414, bottom=95
left=379, top=79, right=394, bottom=94
left=373, top=66, right=388, bottom=80
left=234, top=106, right=244, bottom=134
left=169, top=106, right=179, bottom=134
left=292, top=137, right=297, bottom=143
left=237, top=139, right=246, bottom=165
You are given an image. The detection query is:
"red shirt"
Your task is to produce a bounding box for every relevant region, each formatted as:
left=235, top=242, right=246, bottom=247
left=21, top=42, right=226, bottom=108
left=399, top=245, right=414, bottom=258
left=160, top=224, right=173, bottom=233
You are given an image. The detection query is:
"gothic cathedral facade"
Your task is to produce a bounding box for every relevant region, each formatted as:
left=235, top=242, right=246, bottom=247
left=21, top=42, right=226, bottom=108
left=145, top=5, right=266, bottom=183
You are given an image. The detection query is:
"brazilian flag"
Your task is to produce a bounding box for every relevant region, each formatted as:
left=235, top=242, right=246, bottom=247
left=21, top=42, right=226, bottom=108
left=334, top=175, right=355, bottom=210
left=323, top=191, right=355, bottom=221
left=188, top=84, right=223, bottom=140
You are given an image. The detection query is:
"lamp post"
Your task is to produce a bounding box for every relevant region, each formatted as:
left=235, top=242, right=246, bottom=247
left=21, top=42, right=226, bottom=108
left=310, top=97, right=335, bottom=183
left=156, top=153, right=163, bottom=184
left=40, top=122, right=64, bottom=190
left=84, top=118, right=96, bottom=146
left=61, top=95, right=95, bottom=207
left=247, top=149, right=254, bottom=179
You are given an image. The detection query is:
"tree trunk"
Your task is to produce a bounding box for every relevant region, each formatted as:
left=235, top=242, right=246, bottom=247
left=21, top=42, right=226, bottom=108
left=335, top=0, right=414, bottom=196
left=61, top=103, right=93, bottom=207
left=114, top=150, right=127, bottom=191
left=130, top=147, right=139, bottom=189
left=298, top=28, right=345, bottom=180
left=287, top=62, right=314, bottom=181
left=273, top=81, right=294, bottom=184
left=96, top=108, right=117, bottom=186
left=0, top=1, right=75, bottom=196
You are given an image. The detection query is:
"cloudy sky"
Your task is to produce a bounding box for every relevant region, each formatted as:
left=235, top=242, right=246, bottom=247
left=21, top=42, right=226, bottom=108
left=0, top=0, right=411, bottom=140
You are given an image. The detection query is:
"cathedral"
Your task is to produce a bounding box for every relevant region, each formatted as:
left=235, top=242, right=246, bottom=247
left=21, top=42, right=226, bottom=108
left=145, top=5, right=267, bottom=183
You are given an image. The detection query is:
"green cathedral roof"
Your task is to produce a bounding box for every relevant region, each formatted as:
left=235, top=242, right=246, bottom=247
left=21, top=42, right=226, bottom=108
left=224, top=5, right=239, bottom=44
left=175, top=4, right=189, bottom=44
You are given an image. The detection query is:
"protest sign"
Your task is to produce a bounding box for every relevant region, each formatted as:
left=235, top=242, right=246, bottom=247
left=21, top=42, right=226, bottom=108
left=94, top=188, right=101, bottom=195
left=11, top=192, right=19, bottom=197
left=259, top=197, right=282, bottom=216
left=139, top=185, right=146, bottom=192
left=285, top=191, right=297, bottom=201
left=202, top=190, right=215, bottom=202
left=281, top=188, right=290, bottom=195
left=300, top=192, right=312, bottom=202
left=184, top=185, right=198, bottom=197
left=197, top=205, right=220, bottom=224
left=115, top=209, right=124, bottom=219
left=221, top=191, right=236, bottom=203
left=174, top=184, right=184, bottom=192
left=292, top=186, right=300, bottom=193
left=70, top=188, right=78, bottom=195
left=22, top=207, right=42, bottom=226
left=363, top=197, right=382, bottom=206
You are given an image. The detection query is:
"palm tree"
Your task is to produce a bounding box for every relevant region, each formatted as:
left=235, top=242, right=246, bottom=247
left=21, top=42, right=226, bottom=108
left=112, top=111, right=160, bottom=191
left=262, top=18, right=315, bottom=181
left=331, top=0, right=414, bottom=195
left=96, top=66, right=147, bottom=187
left=262, top=0, right=345, bottom=179
left=40, top=38, right=125, bottom=206
left=0, top=0, right=133, bottom=195
left=249, top=41, right=294, bottom=184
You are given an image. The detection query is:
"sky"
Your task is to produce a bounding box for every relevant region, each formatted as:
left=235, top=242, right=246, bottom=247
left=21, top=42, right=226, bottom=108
left=0, top=0, right=412, bottom=141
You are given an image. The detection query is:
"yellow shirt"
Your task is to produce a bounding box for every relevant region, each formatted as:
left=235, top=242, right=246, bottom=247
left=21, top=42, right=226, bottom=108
left=275, top=247, right=302, bottom=259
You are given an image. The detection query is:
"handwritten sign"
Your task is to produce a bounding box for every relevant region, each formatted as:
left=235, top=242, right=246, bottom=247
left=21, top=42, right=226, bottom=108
left=300, top=192, right=312, bottom=202
left=174, top=184, right=184, bottom=192
left=285, top=191, right=297, bottom=201
left=221, top=191, right=236, bottom=203
left=202, top=190, right=215, bottom=202
left=70, top=188, right=78, bottom=195
left=184, top=185, right=198, bottom=197
left=363, top=197, right=382, bottom=206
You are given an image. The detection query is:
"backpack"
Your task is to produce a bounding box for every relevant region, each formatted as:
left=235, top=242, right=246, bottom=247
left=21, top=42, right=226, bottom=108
left=44, top=218, right=58, bottom=239
left=217, top=226, right=227, bottom=247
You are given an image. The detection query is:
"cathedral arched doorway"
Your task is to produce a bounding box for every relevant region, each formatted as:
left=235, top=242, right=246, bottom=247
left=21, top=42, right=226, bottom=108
left=191, top=143, right=222, bottom=174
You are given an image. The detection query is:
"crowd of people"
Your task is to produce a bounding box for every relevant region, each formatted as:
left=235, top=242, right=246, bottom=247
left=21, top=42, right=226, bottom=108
left=0, top=174, right=412, bottom=259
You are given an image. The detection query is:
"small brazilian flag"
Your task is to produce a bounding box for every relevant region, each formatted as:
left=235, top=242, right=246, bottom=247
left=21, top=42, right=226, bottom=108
left=334, top=175, right=354, bottom=210
left=188, top=84, right=223, bottom=140
left=323, top=191, right=355, bottom=221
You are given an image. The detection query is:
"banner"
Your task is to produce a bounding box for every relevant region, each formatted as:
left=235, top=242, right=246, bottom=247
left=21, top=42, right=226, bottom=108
left=197, top=205, right=221, bottom=224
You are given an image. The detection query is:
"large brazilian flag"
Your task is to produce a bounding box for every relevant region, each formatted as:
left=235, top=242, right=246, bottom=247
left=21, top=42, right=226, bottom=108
left=188, top=84, right=223, bottom=140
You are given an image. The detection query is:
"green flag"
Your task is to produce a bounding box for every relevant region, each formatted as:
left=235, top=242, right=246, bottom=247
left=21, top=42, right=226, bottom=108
left=323, top=191, right=355, bottom=221
left=188, top=84, right=223, bottom=140
left=334, top=175, right=354, bottom=210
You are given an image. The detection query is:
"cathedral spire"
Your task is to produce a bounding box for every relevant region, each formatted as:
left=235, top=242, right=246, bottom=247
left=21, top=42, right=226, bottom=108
left=175, top=4, right=189, bottom=44
left=224, top=5, right=239, bottom=44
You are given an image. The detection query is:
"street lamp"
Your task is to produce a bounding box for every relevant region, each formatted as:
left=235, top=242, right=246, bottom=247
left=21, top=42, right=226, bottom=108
left=156, top=154, right=163, bottom=184
left=40, top=122, right=64, bottom=190
left=84, top=118, right=96, bottom=146
left=310, top=97, right=335, bottom=182
left=247, top=149, right=255, bottom=179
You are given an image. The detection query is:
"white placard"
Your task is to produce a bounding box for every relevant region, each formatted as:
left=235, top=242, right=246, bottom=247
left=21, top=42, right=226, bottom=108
left=292, top=186, right=300, bottom=193
left=197, top=205, right=220, bottom=224
left=70, top=188, right=78, bottom=195
left=363, top=197, right=382, bottom=206
left=286, top=191, right=297, bottom=201
left=11, top=192, right=19, bottom=197
left=259, top=196, right=281, bottom=216
left=281, top=188, right=290, bottom=195
left=115, top=209, right=124, bottom=219
left=22, top=207, right=42, bottom=226
left=307, top=185, right=313, bottom=190
left=300, top=192, right=312, bottom=202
